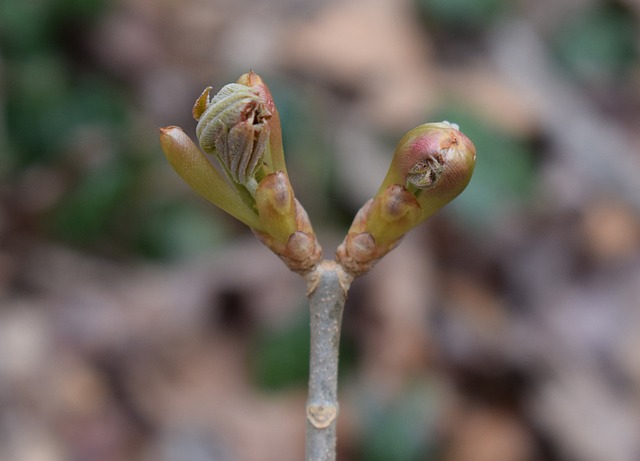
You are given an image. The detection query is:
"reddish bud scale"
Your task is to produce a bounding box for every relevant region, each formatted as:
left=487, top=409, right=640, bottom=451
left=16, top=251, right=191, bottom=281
left=236, top=71, right=286, bottom=174
left=379, top=122, right=476, bottom=222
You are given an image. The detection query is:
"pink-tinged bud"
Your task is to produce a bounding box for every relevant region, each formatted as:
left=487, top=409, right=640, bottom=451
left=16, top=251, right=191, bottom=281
left=159, top=126, right=262, bottom=230
left=336, top=186, right=422, bottom=276
left=161, top=73, right=321, bottom=273
left=379, top=121, right=476, bottom=222
left=337, top=122, right=475, bottom=277
left=193, top=83, right=271, bottom=187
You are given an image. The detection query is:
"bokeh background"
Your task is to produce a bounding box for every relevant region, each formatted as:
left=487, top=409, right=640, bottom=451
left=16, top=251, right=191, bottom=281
left=2, top=0, right=640, bottom=460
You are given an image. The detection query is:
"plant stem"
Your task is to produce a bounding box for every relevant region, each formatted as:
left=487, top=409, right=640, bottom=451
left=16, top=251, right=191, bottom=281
left=304, top=260, right=352, bottom=461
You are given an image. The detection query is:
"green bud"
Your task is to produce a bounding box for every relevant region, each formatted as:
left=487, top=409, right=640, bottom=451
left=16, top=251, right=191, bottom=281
left=193, top=83, right=271, bottom=188
left=159, top=126, right=263, bottom=230
left=255, top=172, right=297, bottom=244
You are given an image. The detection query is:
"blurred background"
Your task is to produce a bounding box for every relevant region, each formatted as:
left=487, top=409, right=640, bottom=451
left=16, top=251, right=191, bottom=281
left=1, top=0, right=640, bottom=460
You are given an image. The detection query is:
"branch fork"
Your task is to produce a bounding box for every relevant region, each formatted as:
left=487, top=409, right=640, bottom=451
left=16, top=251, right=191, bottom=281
left=159, top=71, right=476, bottom=461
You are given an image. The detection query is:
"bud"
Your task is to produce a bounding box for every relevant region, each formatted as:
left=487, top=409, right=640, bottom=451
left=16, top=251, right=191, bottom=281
left=236, top=71, right=286, bottom=174
left=159, top=126, right=263, bottom=230
left=364, top=184, right=422, bottom=248
left=255, top=171, right=297, bottom=244
left=378, top=121, right=476, bottom=222
left=337, top=121, right=475, bottom=276
left=161, top=73, right=322, bottom=274
left=253, top=171, right=323, bottom=273
left=193, top=83, right=271, bottom=188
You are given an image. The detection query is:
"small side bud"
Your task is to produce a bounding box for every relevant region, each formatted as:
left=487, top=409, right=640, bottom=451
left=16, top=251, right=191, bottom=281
left=335, top=187, right=421, bottom=277
left=159, top=126, right=262, bottom=230
left=337, top=122, right=476, bottom=277
left=236, top=71, right=286, bottom=174
left=255, top=172, right=297, bottom=244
